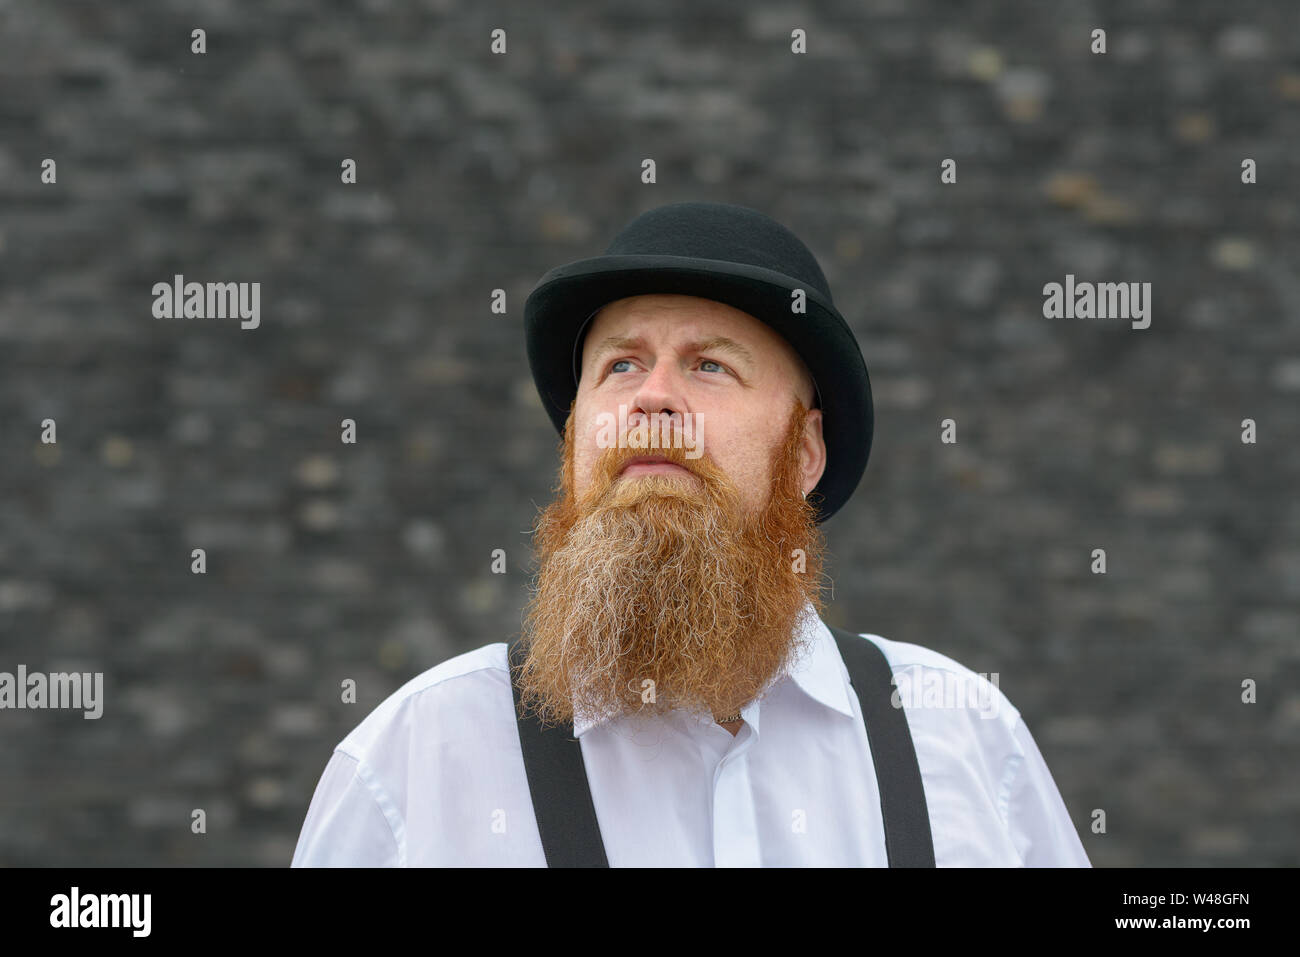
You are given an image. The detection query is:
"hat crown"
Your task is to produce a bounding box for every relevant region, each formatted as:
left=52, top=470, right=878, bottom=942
left=604, top=202, right=834, bottom=305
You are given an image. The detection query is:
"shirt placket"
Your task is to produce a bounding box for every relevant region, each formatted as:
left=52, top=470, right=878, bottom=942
left=710, top=726, right=761, bottom=867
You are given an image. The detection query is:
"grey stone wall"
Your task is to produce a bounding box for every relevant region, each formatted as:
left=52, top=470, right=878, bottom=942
left=1, top=0, right=1296, bottom=866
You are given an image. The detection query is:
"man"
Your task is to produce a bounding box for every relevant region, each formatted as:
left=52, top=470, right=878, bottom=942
left=292, top=201, right=1091, bottom=867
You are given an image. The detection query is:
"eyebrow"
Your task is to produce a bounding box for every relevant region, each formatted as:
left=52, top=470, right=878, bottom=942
left=588, top=334, right=756, bottom=372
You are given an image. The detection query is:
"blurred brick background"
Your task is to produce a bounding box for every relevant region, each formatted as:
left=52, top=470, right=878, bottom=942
left=1, top=0, right=1297, bottom=866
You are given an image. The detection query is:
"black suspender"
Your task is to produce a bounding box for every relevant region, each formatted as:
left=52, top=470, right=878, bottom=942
left=507, top=639, right=609, bottom=867
left=507, top=625, right=935, bottom=867
left=829, top=625, right=936, bottom=867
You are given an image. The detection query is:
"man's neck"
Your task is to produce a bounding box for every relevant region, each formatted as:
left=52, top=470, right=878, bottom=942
left=718, top=718, right=743, bottom=737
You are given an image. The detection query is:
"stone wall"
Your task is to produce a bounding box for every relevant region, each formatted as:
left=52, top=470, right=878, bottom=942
left=1, top=0, right=1296, bottom=865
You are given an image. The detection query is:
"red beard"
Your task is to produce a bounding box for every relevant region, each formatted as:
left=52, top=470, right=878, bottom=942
left=515, top=398, right=828, bottom=729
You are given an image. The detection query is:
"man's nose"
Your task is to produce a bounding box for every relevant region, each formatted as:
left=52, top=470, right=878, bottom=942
left=629, top=361, right=688, bottom=425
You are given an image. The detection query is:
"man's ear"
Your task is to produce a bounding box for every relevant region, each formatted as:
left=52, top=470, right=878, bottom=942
left=800, top=407, right=827, bottom=496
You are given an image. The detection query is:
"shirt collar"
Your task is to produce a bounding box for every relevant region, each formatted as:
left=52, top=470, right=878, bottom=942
left=572, top=601, right=858, bottom=738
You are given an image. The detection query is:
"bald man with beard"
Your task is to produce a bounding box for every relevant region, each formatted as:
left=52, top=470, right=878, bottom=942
left=292, top=202, right=1091, bottom=868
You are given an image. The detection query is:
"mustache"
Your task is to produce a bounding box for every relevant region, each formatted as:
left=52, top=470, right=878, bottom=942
left=604, top=445, right=697, bottom=478
left=584, top=438, right=720, bottom=501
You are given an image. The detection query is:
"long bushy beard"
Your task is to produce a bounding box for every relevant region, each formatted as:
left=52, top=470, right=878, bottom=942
left=515, top=399, right=828, bottom=729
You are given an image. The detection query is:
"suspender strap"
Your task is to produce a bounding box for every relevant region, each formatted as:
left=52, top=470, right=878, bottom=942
left=827, top=626, right=936, bottom=867
left=507, top=639, right=609, bottom=867
left=508, top=626, right=935, bottom=867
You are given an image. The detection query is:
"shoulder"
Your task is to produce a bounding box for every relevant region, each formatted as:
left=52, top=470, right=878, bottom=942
left=334, top=642, right=513, bottom=763
left=847, top=631, right=1000, bottom=681
left=838, top=630, right=1022, bottom=734
left=838, top=630, right=1088, bottom=865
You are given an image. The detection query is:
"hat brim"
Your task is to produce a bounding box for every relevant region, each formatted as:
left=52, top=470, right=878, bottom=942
left=523, top=254, right=873, bottom=523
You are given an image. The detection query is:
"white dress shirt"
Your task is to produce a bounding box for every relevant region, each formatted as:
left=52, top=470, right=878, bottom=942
left=291, top=604, right=1091, bottom=867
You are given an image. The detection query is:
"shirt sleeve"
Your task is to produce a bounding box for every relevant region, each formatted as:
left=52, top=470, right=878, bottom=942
left=291, top=750, right=404, bottom=867
left=1002, top=716, right=1092, bottom=867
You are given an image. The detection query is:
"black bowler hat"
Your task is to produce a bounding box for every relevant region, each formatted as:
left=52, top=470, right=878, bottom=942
left=523, top=201, right=873, bottom=523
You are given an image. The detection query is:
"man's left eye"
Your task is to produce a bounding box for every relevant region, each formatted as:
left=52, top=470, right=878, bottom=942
left=699, top=359, right=725, bottom=373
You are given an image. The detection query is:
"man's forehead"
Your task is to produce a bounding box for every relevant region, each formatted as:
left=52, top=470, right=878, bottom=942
left=584, top=295, right=764, bottom=345
left=579, top=295, right=799, bottom=371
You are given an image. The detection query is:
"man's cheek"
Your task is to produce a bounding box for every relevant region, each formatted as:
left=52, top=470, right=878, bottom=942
left=573, top=447, right=598, bottom=494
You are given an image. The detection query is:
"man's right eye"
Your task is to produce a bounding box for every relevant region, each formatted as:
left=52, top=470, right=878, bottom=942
left=609, top=359, right=634, bottom=373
